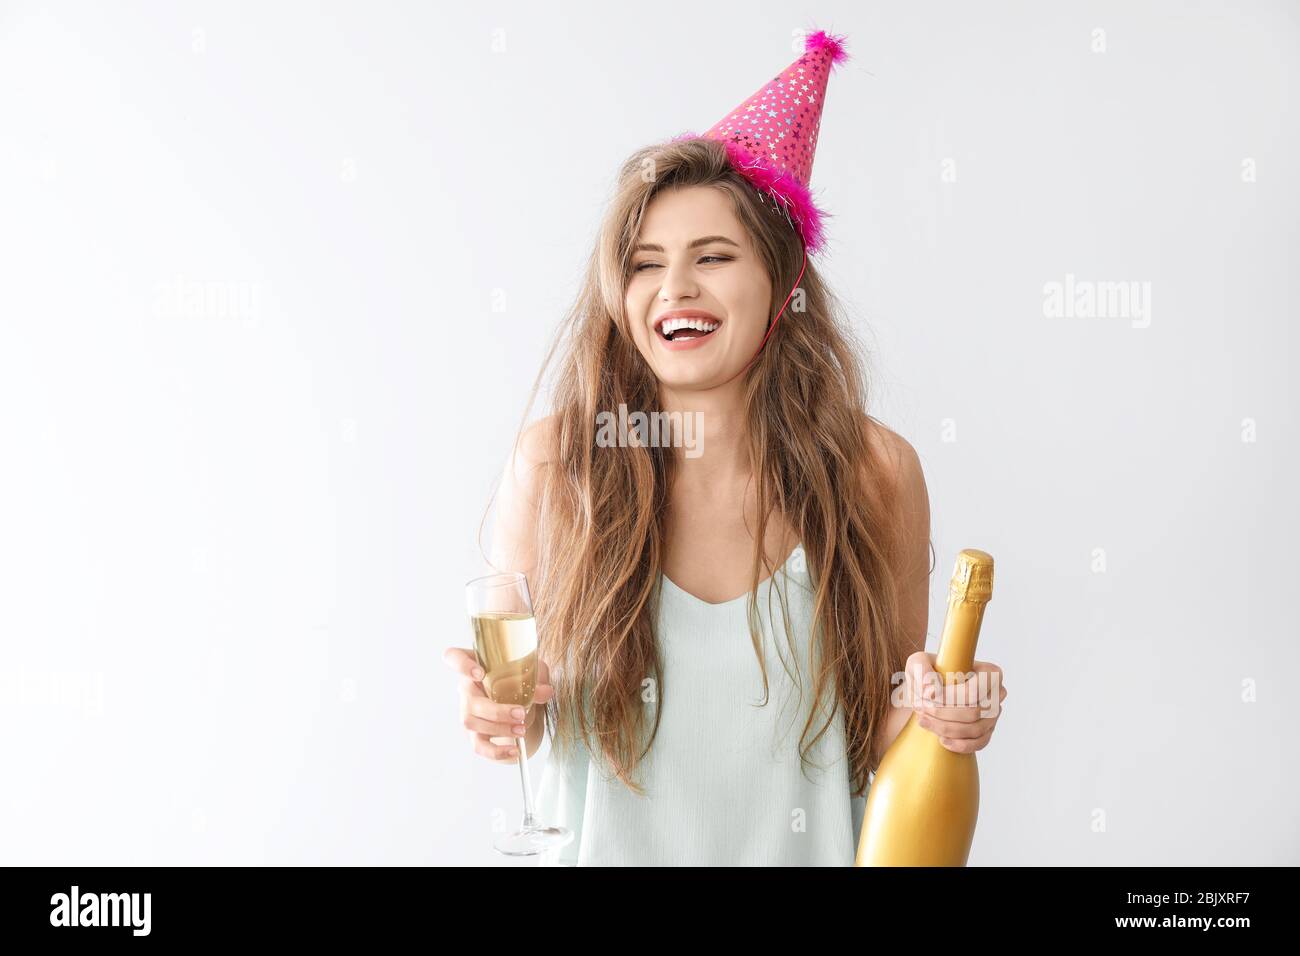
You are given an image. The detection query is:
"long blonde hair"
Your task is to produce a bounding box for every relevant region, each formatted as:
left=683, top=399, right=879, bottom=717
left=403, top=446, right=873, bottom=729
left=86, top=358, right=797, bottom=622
left=481, top=137, right=923, bottom=798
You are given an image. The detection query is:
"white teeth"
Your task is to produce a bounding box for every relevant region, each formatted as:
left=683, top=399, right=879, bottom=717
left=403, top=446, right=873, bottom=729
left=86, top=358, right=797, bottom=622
left=659, top=317, right=720, bottom=336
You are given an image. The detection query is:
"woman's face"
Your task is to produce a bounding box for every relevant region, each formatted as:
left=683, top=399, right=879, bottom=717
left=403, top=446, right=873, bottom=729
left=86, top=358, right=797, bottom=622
left=624, top=185, right=772, bottom=388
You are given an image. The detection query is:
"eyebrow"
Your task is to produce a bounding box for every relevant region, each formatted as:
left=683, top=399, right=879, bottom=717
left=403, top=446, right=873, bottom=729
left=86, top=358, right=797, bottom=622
left=632, top=235, right=741, bottom=253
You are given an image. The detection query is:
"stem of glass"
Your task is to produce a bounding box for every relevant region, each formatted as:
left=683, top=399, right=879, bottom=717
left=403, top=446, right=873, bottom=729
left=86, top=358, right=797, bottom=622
left=515, top=735, right=537, bottom=828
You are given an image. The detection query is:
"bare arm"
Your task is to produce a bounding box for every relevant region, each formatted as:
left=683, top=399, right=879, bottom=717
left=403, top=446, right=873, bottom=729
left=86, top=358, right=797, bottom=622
left=864, top=421, right=932, bottom=771
left=487, top=415, right=556, bottom=759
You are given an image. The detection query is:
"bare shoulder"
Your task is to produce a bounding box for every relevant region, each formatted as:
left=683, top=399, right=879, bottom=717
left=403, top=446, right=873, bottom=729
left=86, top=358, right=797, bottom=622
left=861, top=414, right=922, bottom=491
left=861, top=415, right=932, bottom=651
left=861, top=414, right=930, bottom=553
left=506, top=412, right=562, bottom=499
left=515, top=413, right=560, bottom=468
left=491, top=413, right=560, bottom=573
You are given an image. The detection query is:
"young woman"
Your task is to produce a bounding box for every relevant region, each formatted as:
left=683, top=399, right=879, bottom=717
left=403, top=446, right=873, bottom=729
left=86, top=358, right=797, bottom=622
left=446, top=135, right=1008, bottom=866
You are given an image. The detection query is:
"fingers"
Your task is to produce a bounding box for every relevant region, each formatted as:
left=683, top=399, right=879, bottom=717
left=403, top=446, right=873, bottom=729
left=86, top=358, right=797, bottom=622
left=464, top=712, right=529, bottom=738
left=463, top=693, right=531, bottom=738
left=916, top=678, right=1007, bottom=748
left=916, top=708, right=995, bottom=740
left=450, top=647, right=556, bottom=763
left=446, top=647, right=555, bottom=702
left=456, top=673, right=555, bottom=704
left=916, top=705, right=997, bottom=750
left=470, top=731, right=520, bottom=762
left=523, top=684, right=554, bottom=727
left=460, top=682, right=554, bottom=742
left=973, top=658, right=1004, bottom=682
left=919, top=682, right=1006, bottom=723
left=918, top=685, right=1006, bottom=722
left=918, top=670, right=1007, bottom=714
left=905, top=653, right=999, bottom=712
left=930, top=729, right=992, bottom=754
left=444, top=646, right=486, bottom=682
left=904, top=651, right=938, bottom=708
left=968, top=659, right=1007, bottom=713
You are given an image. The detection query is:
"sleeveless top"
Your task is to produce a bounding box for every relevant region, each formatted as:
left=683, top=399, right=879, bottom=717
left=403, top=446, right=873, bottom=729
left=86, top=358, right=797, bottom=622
left=534, top=544, right=869, bottom=866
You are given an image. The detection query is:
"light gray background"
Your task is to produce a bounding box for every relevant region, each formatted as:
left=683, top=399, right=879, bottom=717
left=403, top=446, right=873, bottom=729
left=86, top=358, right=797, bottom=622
left=1, top=1, right=1295, bottom=866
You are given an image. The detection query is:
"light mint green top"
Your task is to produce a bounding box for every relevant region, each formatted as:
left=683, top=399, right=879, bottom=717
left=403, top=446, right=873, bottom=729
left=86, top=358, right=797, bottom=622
left=535, top=544, right=868, bottom=866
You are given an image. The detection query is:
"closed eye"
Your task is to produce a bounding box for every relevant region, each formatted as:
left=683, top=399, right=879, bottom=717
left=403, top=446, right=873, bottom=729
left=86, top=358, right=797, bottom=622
left=634, top=256, right=732, bottom=272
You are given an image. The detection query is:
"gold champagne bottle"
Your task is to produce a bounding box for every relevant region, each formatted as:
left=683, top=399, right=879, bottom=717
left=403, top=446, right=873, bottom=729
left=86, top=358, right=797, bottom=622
left=854, top=549, right=994, bottom=866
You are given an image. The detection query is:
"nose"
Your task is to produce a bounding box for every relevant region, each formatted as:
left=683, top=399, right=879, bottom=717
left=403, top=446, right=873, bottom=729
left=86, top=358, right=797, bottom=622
left=658, top=257, right=700, bottom=303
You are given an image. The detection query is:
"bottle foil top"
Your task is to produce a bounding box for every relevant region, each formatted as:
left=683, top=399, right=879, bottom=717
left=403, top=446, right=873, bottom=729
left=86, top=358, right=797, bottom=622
left=948, top=549, right=994, bottom=603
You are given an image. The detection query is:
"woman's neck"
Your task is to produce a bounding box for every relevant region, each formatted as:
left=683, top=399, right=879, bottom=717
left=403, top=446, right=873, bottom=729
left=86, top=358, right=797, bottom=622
left=658, top=380, right=751, bottom=487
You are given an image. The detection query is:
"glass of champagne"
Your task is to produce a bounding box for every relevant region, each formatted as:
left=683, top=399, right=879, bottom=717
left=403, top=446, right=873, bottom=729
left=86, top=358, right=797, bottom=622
left=464, top=571, right=573, bottom=856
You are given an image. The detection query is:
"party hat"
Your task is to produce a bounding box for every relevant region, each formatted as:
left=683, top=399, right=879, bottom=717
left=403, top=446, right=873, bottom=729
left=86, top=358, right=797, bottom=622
left=674, top=28, right=849, bottom=255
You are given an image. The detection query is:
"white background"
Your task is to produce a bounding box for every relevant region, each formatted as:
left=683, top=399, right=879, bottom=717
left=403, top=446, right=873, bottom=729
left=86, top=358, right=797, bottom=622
left=0, top=0, right=1295, bottom=865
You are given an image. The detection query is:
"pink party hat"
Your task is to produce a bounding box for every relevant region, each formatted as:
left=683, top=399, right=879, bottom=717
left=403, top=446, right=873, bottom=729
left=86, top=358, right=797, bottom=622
left=674, top=28, right=849, bottom=255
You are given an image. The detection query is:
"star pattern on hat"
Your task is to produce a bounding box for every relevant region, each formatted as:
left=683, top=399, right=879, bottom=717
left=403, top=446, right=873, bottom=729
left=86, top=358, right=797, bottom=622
left=705, top=43, right=838, bottom=188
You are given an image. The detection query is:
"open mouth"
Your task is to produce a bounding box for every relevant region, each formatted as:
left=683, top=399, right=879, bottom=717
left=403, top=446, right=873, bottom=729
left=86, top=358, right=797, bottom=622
left=657, top=317, right=722, bottom=342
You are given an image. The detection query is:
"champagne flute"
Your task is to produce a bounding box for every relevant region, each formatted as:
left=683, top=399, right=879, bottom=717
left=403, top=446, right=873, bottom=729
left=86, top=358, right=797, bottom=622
left=464, top=571, right=573, bottom=856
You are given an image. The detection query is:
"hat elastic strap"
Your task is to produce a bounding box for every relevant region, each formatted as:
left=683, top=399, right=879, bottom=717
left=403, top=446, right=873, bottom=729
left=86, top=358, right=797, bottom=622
left=742, top=242, right=808, bottom=372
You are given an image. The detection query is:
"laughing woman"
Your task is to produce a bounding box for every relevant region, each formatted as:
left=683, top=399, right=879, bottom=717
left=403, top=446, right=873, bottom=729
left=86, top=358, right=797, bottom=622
left=445, top=31, right=1007, bottom=865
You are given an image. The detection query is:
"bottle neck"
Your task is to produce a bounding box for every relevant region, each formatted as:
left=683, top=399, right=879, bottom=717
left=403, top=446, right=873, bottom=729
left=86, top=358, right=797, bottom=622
left=933, top=594, right=988, bottom=680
